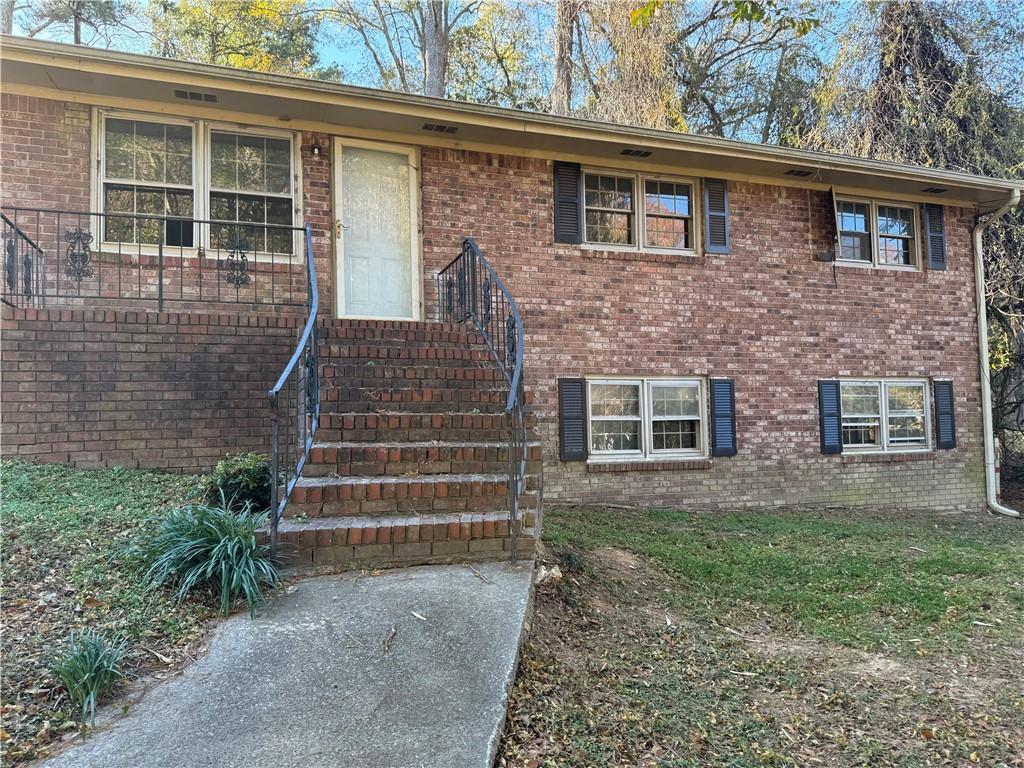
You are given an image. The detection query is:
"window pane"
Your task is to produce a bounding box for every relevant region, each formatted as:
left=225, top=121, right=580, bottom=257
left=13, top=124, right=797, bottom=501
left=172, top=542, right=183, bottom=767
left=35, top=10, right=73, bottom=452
left=839, top=232, right=871, bottom=261
left=877, top=206, right=912, bottom=236
left=842, top=420, right=880, bottom=447
left=211, top=157, right=236, bottom=189
left=645, top=215, right=690, bottom=249
left=584, top=174, right=633, bottom=211
left=590, top=384, right=640, bottom=417
left=888, top=415, right=926, bottom=444
left=841, top=384, right=880, bottom=416
left=838, top=201, right=869, bottom=233
left=887, top=384, right=924, bottom=414
left=134, top=121, right=166, bottom=183
left=652, top=420, right=697, bottom=451
left=586, top=211, right=634, bottom=245
left=879, top=236, right=912, bottom=266
left=266, top=164, right=291, bottom=195
left=651, top=385, right=699, bottom=417
left=591, top=421, right=640, bottom=452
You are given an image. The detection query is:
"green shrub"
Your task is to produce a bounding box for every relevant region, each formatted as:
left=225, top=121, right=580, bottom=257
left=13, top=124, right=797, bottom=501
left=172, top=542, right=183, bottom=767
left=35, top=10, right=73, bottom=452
left=50, top=630, right=126, bottom=727
left=205, top=453, right=272, bottom=512
left=146, top=499, right=278, bottom=617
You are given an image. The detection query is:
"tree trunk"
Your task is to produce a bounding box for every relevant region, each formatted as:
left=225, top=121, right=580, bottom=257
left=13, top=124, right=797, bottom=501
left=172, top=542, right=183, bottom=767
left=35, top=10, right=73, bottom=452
left=552, top=0, right=580, bottom=115
left=72, top=0, right=82, bottom=44
left=1, top=0, right=15, bottom=36
left=422, top=1, right=449, bottom=98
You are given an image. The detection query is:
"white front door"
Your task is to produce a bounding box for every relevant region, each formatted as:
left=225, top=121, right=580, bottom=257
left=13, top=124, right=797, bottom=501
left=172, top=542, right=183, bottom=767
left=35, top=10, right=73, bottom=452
left=333, top=138, right=419, bottom=319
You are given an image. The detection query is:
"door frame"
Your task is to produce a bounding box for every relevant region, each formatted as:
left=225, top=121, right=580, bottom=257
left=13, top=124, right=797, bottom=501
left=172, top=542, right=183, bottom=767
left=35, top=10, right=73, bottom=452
left=332, top=136, right=422, bottom=320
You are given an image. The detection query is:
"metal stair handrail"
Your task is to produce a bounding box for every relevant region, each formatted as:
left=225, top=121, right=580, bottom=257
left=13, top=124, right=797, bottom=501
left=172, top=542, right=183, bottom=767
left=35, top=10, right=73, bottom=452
left=267, top=224, right=319, bottom=551
left=437, top=238, right=529, bottom=563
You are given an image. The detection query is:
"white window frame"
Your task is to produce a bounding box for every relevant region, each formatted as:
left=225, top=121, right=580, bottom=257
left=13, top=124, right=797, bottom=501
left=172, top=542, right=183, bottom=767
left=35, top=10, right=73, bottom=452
left=204, top=121, right=303, bottom=258
left=92, top=108, right=302, bottom=258
left=586, top=377, right=707, bottom=462
left=582, top=167, right=701, bottom=256
left=834, top=195, right=921, bottom=271
left=840, top=378, right=931, bottom=453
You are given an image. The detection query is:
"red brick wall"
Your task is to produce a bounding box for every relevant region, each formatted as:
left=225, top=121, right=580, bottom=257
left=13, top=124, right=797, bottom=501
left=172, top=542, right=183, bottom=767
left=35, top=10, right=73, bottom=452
left=1, top=94, right=91, bottom=210
left=1, top=306, right=301, bottom=471
left=419, top=147, right=987, bottom=511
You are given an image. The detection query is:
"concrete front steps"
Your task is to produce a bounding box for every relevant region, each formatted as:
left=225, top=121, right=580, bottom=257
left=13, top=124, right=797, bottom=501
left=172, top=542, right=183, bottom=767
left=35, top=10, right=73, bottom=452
left=276, top=319, right=541, bottom=571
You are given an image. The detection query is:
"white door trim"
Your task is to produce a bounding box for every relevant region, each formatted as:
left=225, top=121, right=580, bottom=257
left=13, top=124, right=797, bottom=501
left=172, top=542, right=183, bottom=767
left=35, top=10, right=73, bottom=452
left=332, top=136, right=422, bottom=320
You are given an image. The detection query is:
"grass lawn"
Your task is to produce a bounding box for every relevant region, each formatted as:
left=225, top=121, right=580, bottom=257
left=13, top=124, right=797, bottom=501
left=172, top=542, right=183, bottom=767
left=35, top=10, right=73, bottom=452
left=500, top=506, right=1024, bottom=767
left=0, top=461, right=214, bottom=764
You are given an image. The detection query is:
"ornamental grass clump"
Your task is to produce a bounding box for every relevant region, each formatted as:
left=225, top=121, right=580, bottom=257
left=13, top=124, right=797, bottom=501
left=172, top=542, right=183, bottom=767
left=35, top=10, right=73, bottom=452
left=50, top=630, right=126, bottom=727
left=146, top=497, right=279, bottom=617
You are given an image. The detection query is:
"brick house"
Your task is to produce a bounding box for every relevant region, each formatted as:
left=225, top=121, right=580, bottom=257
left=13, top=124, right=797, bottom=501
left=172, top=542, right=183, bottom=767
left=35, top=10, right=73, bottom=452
left=2, top=38, right=1021, bottom=566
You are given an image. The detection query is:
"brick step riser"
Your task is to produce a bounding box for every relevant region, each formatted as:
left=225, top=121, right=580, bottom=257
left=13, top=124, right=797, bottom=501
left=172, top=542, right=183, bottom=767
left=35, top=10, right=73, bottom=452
left=271, top=520, right=537, bottom=569
left=317, top=412, right=537, bottom=437
left=303, top=448, right=543, bottom=478
left=286, top=482, right=540, bottom=518
left=319, top=376, right=503, bottom=393
left=318, top=327, right=482, bottom=346
left=319, top=344, right=495, bottom=364
left=320, top=366, right=506, bottom=386
left=320, top=391, right=513, bottom=414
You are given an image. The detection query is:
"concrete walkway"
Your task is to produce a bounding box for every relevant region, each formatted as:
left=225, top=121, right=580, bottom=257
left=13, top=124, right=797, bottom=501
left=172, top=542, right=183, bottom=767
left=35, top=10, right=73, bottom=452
left=45, top=562, right=534, bottom=768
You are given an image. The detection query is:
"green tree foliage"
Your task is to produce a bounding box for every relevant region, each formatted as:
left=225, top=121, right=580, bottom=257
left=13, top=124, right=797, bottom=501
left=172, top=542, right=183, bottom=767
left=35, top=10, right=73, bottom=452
left=149, top=0, right=326, bottom=77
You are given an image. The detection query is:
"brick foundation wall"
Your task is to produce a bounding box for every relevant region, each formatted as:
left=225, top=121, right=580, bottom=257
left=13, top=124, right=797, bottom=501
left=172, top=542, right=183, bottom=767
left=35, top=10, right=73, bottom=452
left=1, top=306, right=301, bottom=472
left=419, top=147, right=987, bottom=511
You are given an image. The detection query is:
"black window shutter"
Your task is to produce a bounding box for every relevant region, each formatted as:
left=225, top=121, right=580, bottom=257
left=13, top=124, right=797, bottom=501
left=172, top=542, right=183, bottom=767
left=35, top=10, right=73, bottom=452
left=709, top=378, right=737, bottom=457
left=818, top=380, right=842, bottom=454
left=553, top=161, right=582, bottom=244
left=704, top=178, right=730, bottom=254
left=924, top=203, right=947, bottom=271
left=558, top=378, right=587, bottom=461
left=934, top=380, right=957, bottom=449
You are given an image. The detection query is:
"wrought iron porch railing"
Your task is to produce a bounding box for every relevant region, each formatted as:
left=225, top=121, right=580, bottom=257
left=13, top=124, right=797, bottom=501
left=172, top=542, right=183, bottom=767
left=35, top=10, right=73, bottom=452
left=437, top=238, right=530, bottom=563
left=1, top=206, right=309, bottom=311
left=268, top=224, right=319, bottom=552
left=2, top=213, right=44, bottom=309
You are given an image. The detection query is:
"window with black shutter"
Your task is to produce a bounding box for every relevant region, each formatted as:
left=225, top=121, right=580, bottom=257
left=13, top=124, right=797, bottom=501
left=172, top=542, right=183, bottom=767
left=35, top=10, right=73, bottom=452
left=933, top=380, right=956, bottom=449
left=703, top=178, right=729, bottom=254
left=558, top=378, right=588, bottom=461
left=553, top=161, right=583, bottom=244
left=924, top=203, right=947, bottom=271
left=709, top=378, right=737, bottom=457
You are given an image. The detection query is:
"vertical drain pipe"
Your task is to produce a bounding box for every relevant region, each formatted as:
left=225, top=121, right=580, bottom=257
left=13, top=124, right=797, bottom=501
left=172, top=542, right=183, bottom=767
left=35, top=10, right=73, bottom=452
left=971, top=187, right=1021, bottom=518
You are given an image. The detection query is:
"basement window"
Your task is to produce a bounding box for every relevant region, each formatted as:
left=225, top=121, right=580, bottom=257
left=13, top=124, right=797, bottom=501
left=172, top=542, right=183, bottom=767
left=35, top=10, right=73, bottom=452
left=840, top=379, right=929, bottom=451
left=588, top=378, right=706, bottom=460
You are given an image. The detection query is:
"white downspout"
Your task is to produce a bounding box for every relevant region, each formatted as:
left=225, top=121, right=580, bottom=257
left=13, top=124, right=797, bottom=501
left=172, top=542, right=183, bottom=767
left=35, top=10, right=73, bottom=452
left=971, top=187, right=1021, bottom=518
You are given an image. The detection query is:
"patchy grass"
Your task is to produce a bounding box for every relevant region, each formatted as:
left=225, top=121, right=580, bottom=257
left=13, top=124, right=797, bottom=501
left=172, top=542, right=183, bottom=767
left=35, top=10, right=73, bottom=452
left=501, top=506, right=1024, bottom=767
left=0, top=461, right=215, bottom=764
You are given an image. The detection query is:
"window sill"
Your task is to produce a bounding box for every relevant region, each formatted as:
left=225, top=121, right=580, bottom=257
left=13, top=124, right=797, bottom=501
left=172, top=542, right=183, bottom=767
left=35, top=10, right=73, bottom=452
left=840, top=450, right=935, bottom=464
left=586, top=458, right=712, bottom=473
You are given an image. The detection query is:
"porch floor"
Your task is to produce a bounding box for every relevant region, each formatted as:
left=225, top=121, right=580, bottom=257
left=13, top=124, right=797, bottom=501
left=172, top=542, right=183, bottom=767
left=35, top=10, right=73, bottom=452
left=42, top=563, right=534, bottom=768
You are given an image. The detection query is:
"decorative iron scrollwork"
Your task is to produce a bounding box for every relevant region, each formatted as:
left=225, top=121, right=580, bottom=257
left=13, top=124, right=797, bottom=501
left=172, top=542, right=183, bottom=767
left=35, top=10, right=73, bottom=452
left=4, top=238, right=15, bottom=291
left=225, top=240, right=251, bottom=287
left=304, top=336, right=318, bottom=417
left=22, top=248, right=32, bottom=297
left=505, top=313, right=517, bottom=370
left=456, top=263, right=467, bottom=315
left=481, top=276, right=492, bottom=326
left=64, top=226, right=94, bottom=283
